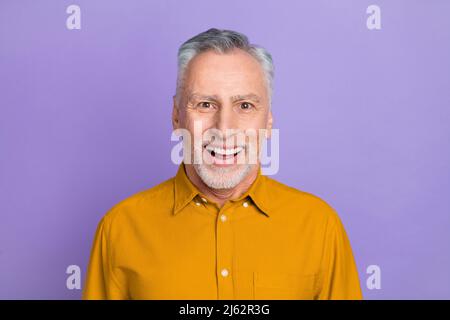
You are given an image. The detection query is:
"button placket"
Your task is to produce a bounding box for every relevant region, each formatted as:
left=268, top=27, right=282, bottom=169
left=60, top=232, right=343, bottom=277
left=215, top=204, right=234, bottom=299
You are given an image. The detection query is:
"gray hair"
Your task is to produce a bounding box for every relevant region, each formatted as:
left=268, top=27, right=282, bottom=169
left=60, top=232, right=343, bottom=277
left=175, top=28, right=274, bottom=107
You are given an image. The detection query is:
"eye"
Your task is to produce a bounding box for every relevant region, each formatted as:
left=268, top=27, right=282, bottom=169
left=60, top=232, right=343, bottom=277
left=199, top=102, right=212, bottom=109
left=239, top=102, right=254, bottom=111
left=196, top=101, right=216, bottom=112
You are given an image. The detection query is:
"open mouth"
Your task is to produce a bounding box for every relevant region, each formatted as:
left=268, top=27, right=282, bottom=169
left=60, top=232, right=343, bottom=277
left=204, top=145, right=245, bottom=163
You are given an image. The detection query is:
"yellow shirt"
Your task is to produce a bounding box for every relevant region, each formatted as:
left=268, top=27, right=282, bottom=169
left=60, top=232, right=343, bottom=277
left=82, top=164, right=363, bottom=300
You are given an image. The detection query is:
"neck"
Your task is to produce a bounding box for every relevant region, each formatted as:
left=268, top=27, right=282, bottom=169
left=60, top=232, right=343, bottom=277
left=184, top=164, right=259, bottom=208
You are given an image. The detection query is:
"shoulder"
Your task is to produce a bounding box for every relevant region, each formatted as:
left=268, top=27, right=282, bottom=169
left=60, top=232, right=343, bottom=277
left=263, top=175, right=342, bottom=226
left=101, top=176, right=175, bottom=229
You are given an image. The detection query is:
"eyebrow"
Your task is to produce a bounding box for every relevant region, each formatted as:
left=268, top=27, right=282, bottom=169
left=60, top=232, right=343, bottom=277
left=187, top=93, right=261, bottom=104
left=230, top=94, right=261, bottom=103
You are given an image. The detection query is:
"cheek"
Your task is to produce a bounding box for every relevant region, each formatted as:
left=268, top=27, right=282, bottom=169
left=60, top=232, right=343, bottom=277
left=182, top=115, right=217, bottom=145
left=185, top=111, right=217, bottom=129
left=237, top=113, right=269, bottom=131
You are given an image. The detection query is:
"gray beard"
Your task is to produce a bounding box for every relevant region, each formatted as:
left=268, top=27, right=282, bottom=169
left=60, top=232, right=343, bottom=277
left=193, top=163, right=254, bottom=189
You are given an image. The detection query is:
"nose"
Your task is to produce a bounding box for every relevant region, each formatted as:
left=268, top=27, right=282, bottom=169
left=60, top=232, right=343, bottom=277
left=215, top=105, right=237, bottom=136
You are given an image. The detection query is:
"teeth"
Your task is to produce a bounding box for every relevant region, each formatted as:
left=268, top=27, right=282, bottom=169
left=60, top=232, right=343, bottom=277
left=205, top=146, right=244, bottom=156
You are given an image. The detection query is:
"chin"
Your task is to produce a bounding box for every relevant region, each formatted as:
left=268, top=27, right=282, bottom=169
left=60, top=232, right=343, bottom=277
left=194, top=163, right=254, bottom=189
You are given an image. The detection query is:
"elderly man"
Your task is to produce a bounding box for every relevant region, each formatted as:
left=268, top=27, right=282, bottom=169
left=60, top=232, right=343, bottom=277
left=83, top=28, right=363, bottom=300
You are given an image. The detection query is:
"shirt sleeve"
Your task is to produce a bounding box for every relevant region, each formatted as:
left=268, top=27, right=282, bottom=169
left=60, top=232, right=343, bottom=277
left=82, top=216, right=127, bottom=300
left=317, top=213, right=363, bottom=300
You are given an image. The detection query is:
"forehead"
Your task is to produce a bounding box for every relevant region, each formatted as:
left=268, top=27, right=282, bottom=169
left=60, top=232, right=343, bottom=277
left=183, top=49, right=267, bottom=96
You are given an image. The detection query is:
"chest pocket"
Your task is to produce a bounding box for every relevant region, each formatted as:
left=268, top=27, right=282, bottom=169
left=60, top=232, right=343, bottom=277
left=253, top=271, right=317, bottom=300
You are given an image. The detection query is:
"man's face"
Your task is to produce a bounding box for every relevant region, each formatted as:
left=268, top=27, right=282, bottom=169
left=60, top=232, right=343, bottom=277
left=173, top=49, right=273, bottom=189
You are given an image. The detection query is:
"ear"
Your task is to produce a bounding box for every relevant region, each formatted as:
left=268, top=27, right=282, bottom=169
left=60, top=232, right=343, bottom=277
left=172, top=95, right=180, bottom=130
left=265, top=110, right=273, bottom=139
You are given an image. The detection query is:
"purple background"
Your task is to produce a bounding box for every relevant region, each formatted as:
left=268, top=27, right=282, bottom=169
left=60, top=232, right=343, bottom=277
left=1, top=0, right=449, bottom=299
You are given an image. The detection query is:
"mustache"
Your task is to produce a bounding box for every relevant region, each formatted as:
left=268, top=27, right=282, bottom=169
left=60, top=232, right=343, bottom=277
left=200, top=134, right=249, bottom=148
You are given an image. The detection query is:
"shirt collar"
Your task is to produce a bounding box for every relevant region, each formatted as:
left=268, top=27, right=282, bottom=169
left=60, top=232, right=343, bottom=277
left=237, top=166, right=271, bottom=217
left=173, top=163, right=271, bottom=217
left=173, top=163, right=200, bottom=215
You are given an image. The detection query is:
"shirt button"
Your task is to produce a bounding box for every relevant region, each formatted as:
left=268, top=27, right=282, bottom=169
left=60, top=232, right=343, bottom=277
left=220, top=214, right=227, bottom=222
left=221, top=268, right=229, bottom=277
left=195, top=202, right=201, bottom=206
left=243, top=201, right=249, bottom=208
left=201, top=197, right=207, bottom=203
